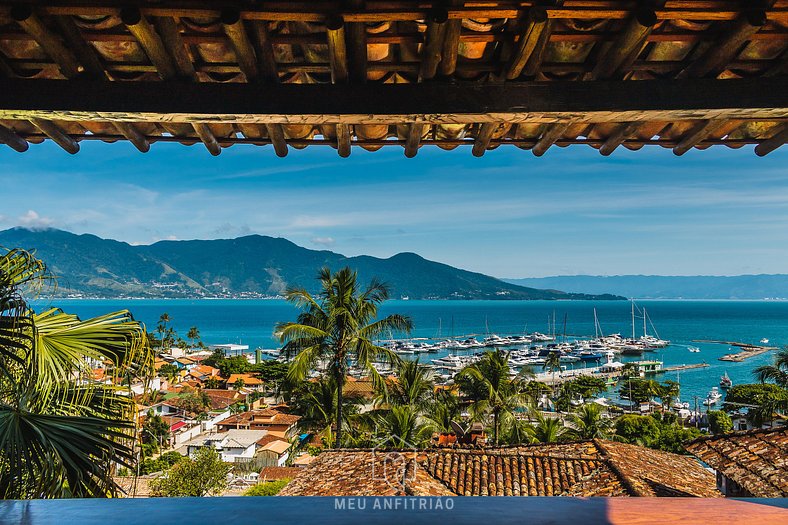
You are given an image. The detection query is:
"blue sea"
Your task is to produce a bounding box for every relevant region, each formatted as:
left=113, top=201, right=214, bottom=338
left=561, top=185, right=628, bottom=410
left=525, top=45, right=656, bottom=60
left=37, top=299, right=787, bottom=402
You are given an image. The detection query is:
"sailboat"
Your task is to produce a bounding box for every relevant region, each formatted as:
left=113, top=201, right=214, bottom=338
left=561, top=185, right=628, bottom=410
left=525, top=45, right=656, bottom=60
left=719, top=372, right=733, bottom=390
left=638, top=306, right=670, bottom=349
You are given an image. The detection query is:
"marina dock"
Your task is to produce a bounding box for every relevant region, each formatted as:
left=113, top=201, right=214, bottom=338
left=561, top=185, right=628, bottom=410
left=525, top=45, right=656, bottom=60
left=654, top=363, right=710, bottom=373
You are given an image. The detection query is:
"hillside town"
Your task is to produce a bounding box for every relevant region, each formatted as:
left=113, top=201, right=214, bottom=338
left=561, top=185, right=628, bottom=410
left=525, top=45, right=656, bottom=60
left=101, top=302, right=787, bottom=499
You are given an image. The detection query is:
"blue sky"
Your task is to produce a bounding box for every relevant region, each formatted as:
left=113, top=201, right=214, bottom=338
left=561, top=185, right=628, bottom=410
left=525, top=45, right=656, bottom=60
left=1, top=141, right=787, bottom=278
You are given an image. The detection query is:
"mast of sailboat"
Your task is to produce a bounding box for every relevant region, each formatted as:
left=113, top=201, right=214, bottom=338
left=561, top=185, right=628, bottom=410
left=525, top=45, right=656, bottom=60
left=593, top=308, right=599, bottom=339
left=562, top=313, right=568, bottom=343
left=631, top=300, right=635, bottom=340
left=643, top=307, right=647, bottom=338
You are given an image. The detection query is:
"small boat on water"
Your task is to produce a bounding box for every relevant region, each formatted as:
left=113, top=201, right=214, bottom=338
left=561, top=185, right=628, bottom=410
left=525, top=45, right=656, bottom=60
left=703, top=387, right=723, bottom=406
left=719, top=372, right=733, bottom=389
left=760, top=338, right=769, bottom=344
left=688, top=346, right=700, bottom=353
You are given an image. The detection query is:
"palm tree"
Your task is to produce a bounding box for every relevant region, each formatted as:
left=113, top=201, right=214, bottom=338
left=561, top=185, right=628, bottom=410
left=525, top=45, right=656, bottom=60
left=373, top=405, right=432, bottom=448
left=529, top=410, right=567, bottom=443
left=289, top=377, right=363, bottom=445
left=157, top=313, right=172, bottom=350
left=424, top=389, right=463, bottom=434
left=543, top=350, right=562, bottom=387
left=375, top=359, right=434, bottom=409
left=457, top=349, right=529, bottom=445
left=275, top=267, right=412, bottom=448
left=187, top=326, right=201, bottom=348
left=754, top=348, right=788, bottom=388
left=566, top=403, right=614, bottom=440
left=0, top=248, right=153, bottom=498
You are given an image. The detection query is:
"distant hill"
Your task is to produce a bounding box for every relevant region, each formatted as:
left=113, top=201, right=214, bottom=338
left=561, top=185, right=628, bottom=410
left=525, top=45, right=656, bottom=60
left=0, top=228, right=623, bottom=301
left=503, top=275, right=788, bottom=300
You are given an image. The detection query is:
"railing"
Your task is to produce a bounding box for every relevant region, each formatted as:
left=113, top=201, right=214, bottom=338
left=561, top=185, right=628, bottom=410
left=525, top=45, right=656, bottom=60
left=0, top=497, right=786, bottom=525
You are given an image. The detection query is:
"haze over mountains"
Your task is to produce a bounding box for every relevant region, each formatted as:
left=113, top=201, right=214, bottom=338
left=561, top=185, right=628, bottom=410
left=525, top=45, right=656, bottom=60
left=504, top=275, right=788, bottom=300
left=0, top=228, right=621, bottom=301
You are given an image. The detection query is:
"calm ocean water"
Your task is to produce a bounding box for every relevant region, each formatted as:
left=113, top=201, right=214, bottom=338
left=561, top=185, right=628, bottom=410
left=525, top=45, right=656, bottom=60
left=38, top=299, right=788, bottom=402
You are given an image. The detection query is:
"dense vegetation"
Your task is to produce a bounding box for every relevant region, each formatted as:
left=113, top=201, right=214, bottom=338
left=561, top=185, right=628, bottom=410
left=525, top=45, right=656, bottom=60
left=0, top=249, right=153, bottom=498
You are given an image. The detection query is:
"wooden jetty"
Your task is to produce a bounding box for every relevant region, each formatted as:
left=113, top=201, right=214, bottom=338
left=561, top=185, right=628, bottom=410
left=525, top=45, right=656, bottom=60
left=655, top=363, right=710, bottom=373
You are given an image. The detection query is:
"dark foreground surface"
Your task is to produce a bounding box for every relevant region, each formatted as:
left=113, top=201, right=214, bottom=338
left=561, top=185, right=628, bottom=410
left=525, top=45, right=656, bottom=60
left=0, top=497, right=786, bottom=525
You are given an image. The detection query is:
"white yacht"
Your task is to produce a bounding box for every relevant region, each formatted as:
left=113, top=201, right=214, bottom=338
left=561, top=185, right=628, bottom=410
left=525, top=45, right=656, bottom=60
left=703, top=387, right=723, bottom=406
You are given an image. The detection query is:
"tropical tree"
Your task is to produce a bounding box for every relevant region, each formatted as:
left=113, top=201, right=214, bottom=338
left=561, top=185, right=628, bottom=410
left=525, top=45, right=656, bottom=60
left=424, top=389, right=464, bottom=434
left=204, top=377, right=222, bottom=389
left=149, top=447, right=230, bottom=497
left=157, top=313, right=173, bottom=350
left=158, top=363, right=179, bottom=383
left=275, top=267, right=412, bottom=448
left=707, top=410, right=733, bottom=435
left=142, top=412, right=171, bottom=451
left=754, top=348, right=788, bottom=388
left=233, top=378, right=246, bottom=390
left=657, top=380, right=680, bottom=409
left=457, top=349, right=529, bottom=445
left=186, top=326, right=201, bottom=348
left=373, top=405, right=432, bottom=448
left=0, top=248, right=153, bottom=498
left=529, top=410, right=567, bottom=443
left=375, top=359, right=434, bottom=409
left=542, top=351, right=562, bottom=386
left=566, top=403, right=614, bottom=440
left=289, top=375, right=366, bottom=447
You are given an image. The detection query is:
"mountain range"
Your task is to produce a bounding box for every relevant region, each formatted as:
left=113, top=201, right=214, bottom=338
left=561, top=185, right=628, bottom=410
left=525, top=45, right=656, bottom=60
left=0, top=228, right=622, bottom=301
left=504, top=275, right=788, bottom=300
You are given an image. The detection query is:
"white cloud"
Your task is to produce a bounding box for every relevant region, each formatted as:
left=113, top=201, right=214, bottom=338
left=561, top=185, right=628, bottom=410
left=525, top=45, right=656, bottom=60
left=311, top=236, right=336, bottom=248
left=17, top=210, right=54, bottom=229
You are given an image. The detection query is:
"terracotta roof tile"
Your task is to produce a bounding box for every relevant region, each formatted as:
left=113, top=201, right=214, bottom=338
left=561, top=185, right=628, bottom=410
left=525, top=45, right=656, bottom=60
left=259, top=466, right=302, bottom=481
left=279, top=441, right=718, bottom=498
left=685, top=427, right=788, bottom=497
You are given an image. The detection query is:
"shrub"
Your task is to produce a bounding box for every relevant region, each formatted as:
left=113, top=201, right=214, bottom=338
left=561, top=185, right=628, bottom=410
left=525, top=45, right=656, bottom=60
left=244, top=479, right=291, bottom=496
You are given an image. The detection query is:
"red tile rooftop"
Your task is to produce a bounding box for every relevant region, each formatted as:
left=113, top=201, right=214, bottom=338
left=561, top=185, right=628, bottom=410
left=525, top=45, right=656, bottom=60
left=278, top=440, right=720, bottom=497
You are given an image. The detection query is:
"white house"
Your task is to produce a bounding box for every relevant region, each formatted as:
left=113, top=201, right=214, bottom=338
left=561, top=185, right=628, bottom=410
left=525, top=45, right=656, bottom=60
left=183, top=429, right=268, bottom=463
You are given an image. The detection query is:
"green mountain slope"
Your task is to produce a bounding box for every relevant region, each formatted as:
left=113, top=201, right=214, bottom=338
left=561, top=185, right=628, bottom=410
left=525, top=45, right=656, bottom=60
left=0, top=228, right=622, bottom=300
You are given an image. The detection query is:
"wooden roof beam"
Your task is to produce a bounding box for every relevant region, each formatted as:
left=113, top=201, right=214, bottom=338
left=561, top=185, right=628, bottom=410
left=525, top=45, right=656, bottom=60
left=679, top=10, right=767, bottom=79
left=326, top=15, right=349, bottom=84
left=265, top=124, right=288, bottom=157
left=29, top=117, right=78, bottom=154
left=673, top=119, right=729, bottom=155
left=250, top=21, right=279, bottom=82
left=221, top=9, right=259, bottom=82
left=439, top=0, right=464, bottom=77
left=505, top=7, right=549, bottom=80
left=404, top=123, right=425, bottom=158
left=336, top=123, right=351, bottom=157
left=344, top=0, right=368, bottom=83
left=420, top=8, right=449, bottom=81
left=754, top=123, right=788, bottom=157
left=588, top=8, right=657, bottom=80
left=472, top=123, right=497, bottom=157
left=533, top=122, right=572, bottom=156
left=112, top=122, right=150, bottom=153
left=154, top=17, right=196, bottom=80
left=3, top=78, right=786, bottom=124
left=192, top=123, right=221, bottom=156
left=11, top=5, right=82, bottom=79
left=53, top=16, right=107, bottom=79
left=121, top=8, right=177, bottom=80
left=599, top=122, right=640, bottom=156
left=0, top=124, right=29, bottom=152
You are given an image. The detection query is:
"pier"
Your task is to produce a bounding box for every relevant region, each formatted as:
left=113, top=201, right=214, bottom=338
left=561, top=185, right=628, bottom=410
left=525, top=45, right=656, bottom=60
left=654, top=363, right=710, bottom=374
